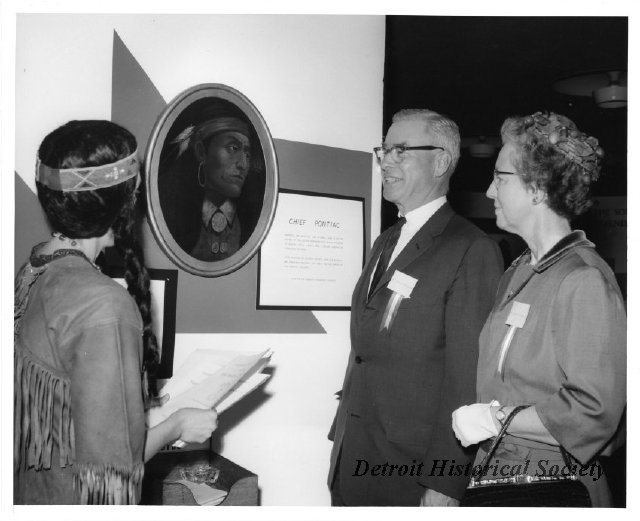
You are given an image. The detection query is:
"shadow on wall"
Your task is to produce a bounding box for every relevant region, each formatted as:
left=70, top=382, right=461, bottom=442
left=210, top=366, right=276, bottom=454
left=15, top=173, right=51, bottom=275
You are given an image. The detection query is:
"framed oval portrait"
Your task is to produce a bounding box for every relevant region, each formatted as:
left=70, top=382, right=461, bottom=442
left=145, top=84, right=278, bottom=277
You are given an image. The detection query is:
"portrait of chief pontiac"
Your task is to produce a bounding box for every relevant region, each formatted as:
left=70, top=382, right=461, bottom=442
left=158, top=96, right=265, bottom=262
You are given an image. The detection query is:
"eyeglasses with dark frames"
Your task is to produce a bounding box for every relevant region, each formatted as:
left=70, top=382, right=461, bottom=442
left=492, top=169, right=522, bottom=186
left=373, top=144, right=445, bottom=162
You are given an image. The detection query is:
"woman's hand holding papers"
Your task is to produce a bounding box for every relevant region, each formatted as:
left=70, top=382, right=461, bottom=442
left=172, top=408, right=219, bottom=444
left=145, top=408, right=218, bottom=461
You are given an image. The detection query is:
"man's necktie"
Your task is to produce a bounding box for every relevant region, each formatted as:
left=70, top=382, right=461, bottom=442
left=368, top=217, right=406, bottom=299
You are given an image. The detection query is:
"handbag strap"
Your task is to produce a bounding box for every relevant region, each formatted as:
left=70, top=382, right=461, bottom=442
left=477, top=405, right=575, bottom=470
left=558, top=445, right=576, bottom=469
left=477, top=405, right=528, bottom=469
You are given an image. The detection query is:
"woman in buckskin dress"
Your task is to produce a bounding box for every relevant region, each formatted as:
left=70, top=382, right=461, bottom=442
left=14, top=120, right=218, bottom=504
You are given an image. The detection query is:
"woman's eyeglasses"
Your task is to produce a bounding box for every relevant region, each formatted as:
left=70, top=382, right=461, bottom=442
left=492, top=169, right=522, bottom=186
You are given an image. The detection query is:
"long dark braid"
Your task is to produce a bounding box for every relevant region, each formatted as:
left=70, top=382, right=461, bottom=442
left=112, top=188, right=160, bottom=399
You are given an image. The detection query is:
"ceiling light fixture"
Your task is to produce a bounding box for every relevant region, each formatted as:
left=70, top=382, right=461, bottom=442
left=462, top=136, right=500, bottom=158
left=552, top=69, right=627, bottom=109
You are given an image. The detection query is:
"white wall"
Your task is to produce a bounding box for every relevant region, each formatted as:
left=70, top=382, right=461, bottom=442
left=15, top=14, right=384, bottom=191
left=14, top=14, right=384, bottom=506
left=172, top=314, right=352, bottom=506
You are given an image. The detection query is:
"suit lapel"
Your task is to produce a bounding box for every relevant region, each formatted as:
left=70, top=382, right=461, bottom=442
left=369, top=203, right=455, bottom=298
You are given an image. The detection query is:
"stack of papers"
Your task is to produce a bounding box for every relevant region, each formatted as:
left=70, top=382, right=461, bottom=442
left=147, top=348, right=272, bottom=445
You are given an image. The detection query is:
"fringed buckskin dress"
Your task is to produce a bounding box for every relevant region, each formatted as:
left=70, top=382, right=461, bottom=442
left=14, top=246, right=146, bottom=504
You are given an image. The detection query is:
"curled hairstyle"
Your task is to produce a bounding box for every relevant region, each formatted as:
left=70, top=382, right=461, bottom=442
left=37, top=120, right=159, bottom=396
left=392, top=108, right=461, bottom=175
left=500, top=112, right=604, bottom=220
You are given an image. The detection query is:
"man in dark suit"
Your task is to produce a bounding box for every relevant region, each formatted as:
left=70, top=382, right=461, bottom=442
left=328, top=108, right=503, bottom=506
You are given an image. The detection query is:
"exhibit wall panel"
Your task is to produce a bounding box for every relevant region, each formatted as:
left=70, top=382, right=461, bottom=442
left=14, top=14, right=385, bottom=505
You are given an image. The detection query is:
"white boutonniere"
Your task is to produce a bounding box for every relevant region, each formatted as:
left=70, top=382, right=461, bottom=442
left=380, top=270, right=418, bottom=332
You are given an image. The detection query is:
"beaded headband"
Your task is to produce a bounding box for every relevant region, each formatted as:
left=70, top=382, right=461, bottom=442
left=36, top=151, right=140, bottom=192
left=524, top=111, right=604, bottom=174
left=171, top=117, right=250, bottom=158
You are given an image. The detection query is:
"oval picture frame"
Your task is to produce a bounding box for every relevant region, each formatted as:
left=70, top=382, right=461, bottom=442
left=145, top=84, right=278, bottom=277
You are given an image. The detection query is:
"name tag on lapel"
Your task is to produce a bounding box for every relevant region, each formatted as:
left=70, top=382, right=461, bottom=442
left=387, top=270, right=417, bottom=299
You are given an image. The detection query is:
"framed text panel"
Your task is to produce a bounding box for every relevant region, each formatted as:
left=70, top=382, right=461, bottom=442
left=258, top=189, right=365, bottom=310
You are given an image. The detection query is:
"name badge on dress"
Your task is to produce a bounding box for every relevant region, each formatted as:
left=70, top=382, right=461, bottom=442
left=498, top=301, right=530, bottom=376
left=505, top=301, right=530, bottom=328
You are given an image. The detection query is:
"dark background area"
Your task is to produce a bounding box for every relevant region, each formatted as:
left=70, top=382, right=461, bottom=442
left=381, top=16, right=627, bottom=226
left=382, top=16, right=627, bottom=507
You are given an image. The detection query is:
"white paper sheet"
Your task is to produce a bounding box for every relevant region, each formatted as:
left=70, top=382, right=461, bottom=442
left=147, top=348, right=272, bottom=430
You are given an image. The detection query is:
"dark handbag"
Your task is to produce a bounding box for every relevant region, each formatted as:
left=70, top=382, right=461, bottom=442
left=461, top=405, right=592, bottom=507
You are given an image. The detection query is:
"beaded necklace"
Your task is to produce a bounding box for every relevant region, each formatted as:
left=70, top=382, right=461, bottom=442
left=29, top=243, right=101, bottom=271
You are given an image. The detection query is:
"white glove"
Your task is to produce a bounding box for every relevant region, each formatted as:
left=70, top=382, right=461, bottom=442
left=452, top=402, right=500, bottom=447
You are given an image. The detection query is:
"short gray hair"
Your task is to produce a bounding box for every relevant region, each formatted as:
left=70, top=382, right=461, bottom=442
left=391, top=108, right=461, bottom=175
